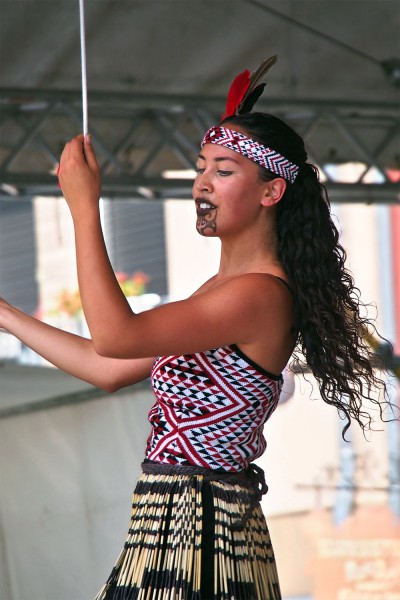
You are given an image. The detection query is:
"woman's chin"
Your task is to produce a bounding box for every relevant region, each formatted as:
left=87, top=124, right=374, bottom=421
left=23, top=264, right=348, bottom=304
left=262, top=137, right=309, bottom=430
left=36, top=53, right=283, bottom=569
left=196, top=217, right=217, bottom=237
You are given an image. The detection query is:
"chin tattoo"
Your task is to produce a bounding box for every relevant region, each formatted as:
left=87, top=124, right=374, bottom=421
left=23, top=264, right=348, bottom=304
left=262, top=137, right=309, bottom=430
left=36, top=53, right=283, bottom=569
left=196, top=214, right=217, bottom=235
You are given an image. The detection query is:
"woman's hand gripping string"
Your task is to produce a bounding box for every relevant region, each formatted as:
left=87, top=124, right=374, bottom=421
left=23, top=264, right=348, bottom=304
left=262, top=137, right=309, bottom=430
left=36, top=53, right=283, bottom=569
left=58, top=134, right=101, bottom=221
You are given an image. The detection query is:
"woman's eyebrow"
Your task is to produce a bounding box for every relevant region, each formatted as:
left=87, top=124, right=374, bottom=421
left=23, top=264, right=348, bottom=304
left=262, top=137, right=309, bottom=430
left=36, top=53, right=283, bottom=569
left=197, top=153, right=240, bottom=164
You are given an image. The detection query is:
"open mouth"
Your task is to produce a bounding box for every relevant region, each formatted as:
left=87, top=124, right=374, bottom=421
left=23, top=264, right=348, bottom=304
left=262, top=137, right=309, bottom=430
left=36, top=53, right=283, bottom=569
left=195, top=198, right=217, bottom=216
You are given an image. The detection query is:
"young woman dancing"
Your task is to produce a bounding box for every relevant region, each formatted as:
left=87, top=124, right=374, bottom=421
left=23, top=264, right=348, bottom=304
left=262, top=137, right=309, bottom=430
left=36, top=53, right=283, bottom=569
left=0, top=58, right=390, bottom=600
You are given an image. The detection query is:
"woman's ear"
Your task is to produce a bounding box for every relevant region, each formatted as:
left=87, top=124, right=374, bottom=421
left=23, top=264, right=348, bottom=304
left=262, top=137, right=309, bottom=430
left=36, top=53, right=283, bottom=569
left=261, top=178, right=286, bottom=207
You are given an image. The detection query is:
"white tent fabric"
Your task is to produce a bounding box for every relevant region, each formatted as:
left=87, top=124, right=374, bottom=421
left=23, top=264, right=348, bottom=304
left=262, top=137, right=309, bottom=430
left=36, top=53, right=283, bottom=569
left=0, top=380, right=153, bottom=600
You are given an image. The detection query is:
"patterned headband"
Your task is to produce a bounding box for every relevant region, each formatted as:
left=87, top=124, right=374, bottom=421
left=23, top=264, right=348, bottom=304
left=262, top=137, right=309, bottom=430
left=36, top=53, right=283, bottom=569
left=201, top=126, right=299, bottom=184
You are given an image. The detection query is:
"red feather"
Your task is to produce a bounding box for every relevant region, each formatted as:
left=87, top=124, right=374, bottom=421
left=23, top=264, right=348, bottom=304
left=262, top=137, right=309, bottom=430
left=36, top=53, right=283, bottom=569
left=222, top=69, right=251, bottom=120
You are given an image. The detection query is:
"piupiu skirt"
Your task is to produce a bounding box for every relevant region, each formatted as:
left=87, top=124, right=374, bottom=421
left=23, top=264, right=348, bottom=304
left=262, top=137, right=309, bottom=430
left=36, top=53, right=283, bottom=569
left=94, top=462, right=281, bottom=600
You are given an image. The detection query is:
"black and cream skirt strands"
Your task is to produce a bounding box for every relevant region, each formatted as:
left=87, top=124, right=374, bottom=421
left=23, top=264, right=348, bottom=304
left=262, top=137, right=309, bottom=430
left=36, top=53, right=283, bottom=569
left=94, top=464, right=282, bottom=600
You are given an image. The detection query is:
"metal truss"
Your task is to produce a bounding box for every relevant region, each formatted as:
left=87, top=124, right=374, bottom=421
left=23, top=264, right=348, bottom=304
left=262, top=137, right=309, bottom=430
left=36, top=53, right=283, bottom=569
left=0, top=88, right=399, bottom=203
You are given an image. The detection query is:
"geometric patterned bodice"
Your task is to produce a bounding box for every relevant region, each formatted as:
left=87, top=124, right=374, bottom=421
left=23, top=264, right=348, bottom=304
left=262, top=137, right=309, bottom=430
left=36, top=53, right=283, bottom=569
left=145, top=344, right=283, bottom=472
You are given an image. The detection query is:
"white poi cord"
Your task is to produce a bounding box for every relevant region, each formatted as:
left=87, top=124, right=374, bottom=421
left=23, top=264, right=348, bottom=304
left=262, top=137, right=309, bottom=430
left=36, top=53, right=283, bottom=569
left=78, top=0, right=88, bottom=136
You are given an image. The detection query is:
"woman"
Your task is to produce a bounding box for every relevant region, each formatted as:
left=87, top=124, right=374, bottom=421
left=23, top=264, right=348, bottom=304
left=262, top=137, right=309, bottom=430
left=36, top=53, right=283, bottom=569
left=0, top=60, right=390, bottom=600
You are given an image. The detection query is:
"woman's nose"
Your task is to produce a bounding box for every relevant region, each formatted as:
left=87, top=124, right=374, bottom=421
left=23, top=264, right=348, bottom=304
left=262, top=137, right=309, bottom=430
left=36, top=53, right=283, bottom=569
left=195, top=172, right=212, bottom=192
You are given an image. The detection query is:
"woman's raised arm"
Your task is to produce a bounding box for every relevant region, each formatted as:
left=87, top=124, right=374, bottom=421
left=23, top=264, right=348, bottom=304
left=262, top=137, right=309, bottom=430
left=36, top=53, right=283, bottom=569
left=0, top=299, right=153, bottom=392
left=58, top=134, right=134, bottom=354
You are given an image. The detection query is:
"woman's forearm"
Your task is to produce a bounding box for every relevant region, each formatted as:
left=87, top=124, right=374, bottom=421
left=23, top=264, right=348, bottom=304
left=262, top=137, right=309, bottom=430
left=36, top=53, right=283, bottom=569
left=0, top=300, right=151, bottom=391
left=58, top=136, right=137, bottom=355
left=72, top=209, right=135, bottom=354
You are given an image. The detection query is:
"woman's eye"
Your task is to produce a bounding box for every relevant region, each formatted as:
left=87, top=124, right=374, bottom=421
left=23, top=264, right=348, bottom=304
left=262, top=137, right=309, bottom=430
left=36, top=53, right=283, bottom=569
left=196, top=167, right=205, bottom=174
left=218, top=170, right=232, bottom=176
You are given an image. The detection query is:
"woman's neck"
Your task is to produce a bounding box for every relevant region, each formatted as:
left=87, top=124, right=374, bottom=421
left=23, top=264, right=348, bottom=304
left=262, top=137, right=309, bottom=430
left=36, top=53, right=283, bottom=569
left=216, top=231, right=281, bottom=279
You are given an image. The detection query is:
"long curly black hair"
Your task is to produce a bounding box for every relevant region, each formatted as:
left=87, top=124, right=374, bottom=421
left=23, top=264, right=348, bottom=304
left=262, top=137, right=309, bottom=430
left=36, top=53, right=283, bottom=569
left=223, top=112, right=391, bottom=437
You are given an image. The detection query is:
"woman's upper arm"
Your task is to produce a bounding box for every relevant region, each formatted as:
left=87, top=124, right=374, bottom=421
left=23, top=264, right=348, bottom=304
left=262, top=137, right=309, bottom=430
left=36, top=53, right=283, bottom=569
left=96, top=355, right=154, bottom=392
left=94, top=274, right=292, bottom=359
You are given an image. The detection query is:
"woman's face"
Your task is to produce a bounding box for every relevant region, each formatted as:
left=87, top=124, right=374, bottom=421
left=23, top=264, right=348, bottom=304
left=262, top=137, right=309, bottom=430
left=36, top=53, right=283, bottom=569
left=192, top=134, right=272, bottom=238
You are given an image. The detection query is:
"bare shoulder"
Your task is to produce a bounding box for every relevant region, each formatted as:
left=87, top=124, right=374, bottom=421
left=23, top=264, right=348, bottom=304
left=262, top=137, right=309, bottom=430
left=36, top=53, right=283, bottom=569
left=216, top=273, right=295, bottom=373
left=202, top=271, right=294, bottom=339
left=190, top=275, right=218, bottom=297
left=212, top=272, right=292, bottom=305
left=191, top=272, right=290, bottom=302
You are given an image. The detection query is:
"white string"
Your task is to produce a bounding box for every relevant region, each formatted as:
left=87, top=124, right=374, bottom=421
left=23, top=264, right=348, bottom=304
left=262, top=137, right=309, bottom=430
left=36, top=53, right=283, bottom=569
left=79, top=0, right=88, bottom=136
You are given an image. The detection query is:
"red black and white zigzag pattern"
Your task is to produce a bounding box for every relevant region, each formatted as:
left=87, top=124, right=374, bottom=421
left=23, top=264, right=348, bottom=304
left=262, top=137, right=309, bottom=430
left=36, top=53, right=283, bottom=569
left=146, top=345, right=283, bottom=472
left=202, top=126, right=299, bottom=183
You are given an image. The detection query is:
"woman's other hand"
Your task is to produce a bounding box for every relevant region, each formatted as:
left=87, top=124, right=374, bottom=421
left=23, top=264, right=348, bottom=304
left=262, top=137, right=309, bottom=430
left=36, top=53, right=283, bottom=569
left=0, top=295, right=153, bottom=391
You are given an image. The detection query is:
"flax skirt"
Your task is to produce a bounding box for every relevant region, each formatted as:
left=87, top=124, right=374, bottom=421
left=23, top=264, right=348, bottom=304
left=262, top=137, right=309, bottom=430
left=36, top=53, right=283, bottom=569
left=94, top=471, right=281, bottom=600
